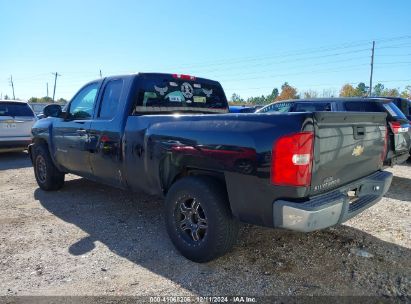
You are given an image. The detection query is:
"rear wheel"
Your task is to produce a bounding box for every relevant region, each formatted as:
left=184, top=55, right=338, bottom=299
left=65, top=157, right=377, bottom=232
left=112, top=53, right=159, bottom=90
left=165, top=176, right=239, bottom=262
left=33, top=144, right=65, bottom=191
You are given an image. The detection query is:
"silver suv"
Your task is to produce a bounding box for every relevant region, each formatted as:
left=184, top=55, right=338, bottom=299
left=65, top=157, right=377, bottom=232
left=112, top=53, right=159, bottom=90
left=0, top=100, right=36, bottom=152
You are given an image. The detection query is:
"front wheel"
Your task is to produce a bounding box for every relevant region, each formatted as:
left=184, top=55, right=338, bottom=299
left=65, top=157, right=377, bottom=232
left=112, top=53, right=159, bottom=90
left=33, top=144, right=65, bottom=191
left=165, top=176, right=239, bottom=262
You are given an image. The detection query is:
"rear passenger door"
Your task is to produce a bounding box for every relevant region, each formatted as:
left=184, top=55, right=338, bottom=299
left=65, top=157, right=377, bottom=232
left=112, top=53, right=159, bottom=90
left=88, top=78, right=125, bottom=187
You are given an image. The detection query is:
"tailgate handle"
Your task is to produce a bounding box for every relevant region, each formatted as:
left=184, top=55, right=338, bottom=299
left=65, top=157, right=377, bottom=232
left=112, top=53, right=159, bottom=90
left=353, top=126, right=365, bottom=139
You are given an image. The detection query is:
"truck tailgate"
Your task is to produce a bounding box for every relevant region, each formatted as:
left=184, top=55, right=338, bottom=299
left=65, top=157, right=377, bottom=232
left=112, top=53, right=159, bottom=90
left=310, top=112, right=387, bottom=195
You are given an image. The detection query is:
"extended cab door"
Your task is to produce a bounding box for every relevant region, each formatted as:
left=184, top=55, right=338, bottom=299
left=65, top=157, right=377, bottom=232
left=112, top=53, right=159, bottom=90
left=88, top=78, right=127, bottom=187
left=53, top=82, right=100, bottom=175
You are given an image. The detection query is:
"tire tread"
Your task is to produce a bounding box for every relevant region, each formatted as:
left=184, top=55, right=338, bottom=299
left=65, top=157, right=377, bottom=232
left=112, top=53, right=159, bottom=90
left=33, top=144, right=65, bottom=191
left=165, top=176, right=239, bottom=262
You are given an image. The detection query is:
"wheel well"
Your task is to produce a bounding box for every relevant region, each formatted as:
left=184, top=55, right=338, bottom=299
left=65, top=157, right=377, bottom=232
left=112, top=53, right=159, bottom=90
left=33, top=138, right=47, bottom=146
left=164, top=168, right=234, bottom=213
left=165, top=169, right=225, bottom=194
left=28, top=138, right=47, bottom=162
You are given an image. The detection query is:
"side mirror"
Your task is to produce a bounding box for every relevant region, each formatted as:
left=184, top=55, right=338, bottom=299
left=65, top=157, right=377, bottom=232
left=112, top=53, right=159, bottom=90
left=43, top=104, right=62, bottom=118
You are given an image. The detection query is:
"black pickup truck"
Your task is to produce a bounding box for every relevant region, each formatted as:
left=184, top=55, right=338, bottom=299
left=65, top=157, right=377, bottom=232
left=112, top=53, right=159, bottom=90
left=30, top=73, right=392, bottom=262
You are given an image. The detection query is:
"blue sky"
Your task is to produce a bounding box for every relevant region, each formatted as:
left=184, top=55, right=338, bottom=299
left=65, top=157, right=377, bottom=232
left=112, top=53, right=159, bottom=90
left=1, top=0, right=410, bottom=101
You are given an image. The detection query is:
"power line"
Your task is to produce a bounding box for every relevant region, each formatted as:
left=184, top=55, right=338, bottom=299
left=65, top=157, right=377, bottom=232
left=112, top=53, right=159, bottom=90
left=378, top=43, right=411, bottom=49
left=204, top=54, right=369, bottom=79
left=188, top=48, right=370, bottom=76
left=225, top=79, right=411, bottom=94
left=12, top=73, right=50, bottom=82
left=5, top=44, right=408, bottom=85
left=160, top=35, right=411, bottom=71
left=4, top=35, right=411, bottom=99
left=218, top=58, right=411, bottom=83
left=377, top=53, right=411, bottom=57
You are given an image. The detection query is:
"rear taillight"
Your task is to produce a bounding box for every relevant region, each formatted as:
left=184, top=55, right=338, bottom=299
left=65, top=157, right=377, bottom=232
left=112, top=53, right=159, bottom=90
left=389, top=121, right=409, bottom=134
left=271, top=131, right=314, bottom=187
left=172, top=74, right=196, bottom=81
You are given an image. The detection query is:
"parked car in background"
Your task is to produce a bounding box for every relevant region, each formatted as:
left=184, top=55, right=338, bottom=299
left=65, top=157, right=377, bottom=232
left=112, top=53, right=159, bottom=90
left=372, top=97, right=411, bottom=121
left=257, top=98, right=411, bottom=166
left=29, top=102, right=66, bottom=119
left=29, top=103, right=49, bottom=116
left=229, top=105, right=261, bottom=113
left=0, top=100, right=36, bottom=152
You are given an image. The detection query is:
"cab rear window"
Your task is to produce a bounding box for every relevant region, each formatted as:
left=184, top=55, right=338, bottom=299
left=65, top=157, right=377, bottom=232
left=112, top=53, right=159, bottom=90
left=133, top=77, right=228, bottom=114
left=0, top=102, right=34, bottom=117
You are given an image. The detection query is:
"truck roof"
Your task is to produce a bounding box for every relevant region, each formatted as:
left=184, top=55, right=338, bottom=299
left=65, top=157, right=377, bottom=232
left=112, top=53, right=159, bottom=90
left=99, top=72, right=221, bottom=85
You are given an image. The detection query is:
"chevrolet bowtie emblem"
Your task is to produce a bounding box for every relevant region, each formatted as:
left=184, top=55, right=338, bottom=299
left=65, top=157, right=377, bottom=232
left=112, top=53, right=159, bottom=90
left=352, top=145, right=364, bottom=157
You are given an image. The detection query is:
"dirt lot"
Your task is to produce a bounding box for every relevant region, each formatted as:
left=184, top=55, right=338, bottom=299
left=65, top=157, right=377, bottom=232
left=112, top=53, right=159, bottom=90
left=0, top=151, right=410, bottom=297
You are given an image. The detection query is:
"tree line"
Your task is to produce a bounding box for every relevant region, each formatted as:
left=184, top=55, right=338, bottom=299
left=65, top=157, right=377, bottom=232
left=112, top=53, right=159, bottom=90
left=28, top=96, right=68, bottom=104
left=1, top=95, right=68, bottom=104
left=231, top=82, right=411, bottom=105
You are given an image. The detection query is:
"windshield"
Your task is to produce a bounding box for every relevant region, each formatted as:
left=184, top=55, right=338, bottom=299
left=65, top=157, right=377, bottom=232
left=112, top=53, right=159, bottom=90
left=294, top=103, right=331, bottom=112
left=0, top=102, right=34, bottom=117
left=381, top=102, right=407, bottom=119
left=30, top=103, right=48, bottom=114
left=344, top=101, right=407, bottom=120
left=133, top=77, right=228, bottom=114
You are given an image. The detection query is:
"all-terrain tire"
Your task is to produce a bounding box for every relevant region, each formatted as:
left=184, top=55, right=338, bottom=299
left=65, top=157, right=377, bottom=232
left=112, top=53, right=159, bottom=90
left=165, top=176, right=239, bottom=262
left=33, top=144, right=65, bottom=191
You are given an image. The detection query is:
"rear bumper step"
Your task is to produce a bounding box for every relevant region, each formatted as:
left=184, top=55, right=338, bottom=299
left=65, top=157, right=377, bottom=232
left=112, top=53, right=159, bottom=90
left=273, top=171, right=393, bottom=232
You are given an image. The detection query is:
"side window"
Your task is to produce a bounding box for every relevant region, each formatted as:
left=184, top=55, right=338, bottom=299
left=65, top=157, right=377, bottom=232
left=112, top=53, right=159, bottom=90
left=294, top=103, right=331, bottom=112
left=344, top=102, right=381, bottom=112
left=68, top=83, right=99, bottom=120
left=259, top=104, right=272, bottom=113
left=98, top=79, right=123, bottom=119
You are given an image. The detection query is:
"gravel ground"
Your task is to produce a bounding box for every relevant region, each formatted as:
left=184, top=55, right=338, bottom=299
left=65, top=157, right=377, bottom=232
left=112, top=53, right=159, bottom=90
left=0, top=151, right=410, bottom=297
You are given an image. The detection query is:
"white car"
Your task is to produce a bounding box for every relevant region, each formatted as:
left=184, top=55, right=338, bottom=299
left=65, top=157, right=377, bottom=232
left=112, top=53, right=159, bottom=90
left=0, top=100, right=37, bottom=152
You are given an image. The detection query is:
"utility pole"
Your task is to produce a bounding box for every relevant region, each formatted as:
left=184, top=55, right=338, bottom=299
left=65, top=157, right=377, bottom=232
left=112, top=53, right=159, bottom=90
left=46, top=82, right=49, bottom=98
left=369, top=41, right=375, bottom=96
left=9, top=75, right=15, bottom=100
left=52, top=72, right=61, bottom=102
left=99, top=69, right=102, bottom=78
